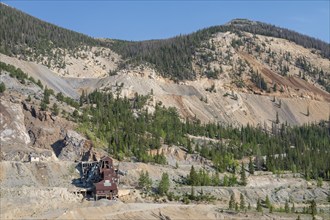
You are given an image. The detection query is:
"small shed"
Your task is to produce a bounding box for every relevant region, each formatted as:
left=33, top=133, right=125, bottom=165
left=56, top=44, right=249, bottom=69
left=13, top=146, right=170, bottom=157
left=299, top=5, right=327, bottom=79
left=29, top=153, right=40, bottom=162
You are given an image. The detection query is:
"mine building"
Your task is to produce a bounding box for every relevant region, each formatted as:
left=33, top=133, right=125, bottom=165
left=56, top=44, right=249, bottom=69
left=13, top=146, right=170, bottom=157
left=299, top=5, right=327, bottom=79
left=29, top=153, right=40, bottom=162
left=79, top=156, right=120, bottom=200
left=93, top=156, right=119, bottom=200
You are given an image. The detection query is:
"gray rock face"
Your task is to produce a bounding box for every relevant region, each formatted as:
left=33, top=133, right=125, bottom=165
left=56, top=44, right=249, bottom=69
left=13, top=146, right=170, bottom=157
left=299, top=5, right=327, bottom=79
left=0, top=98, right=31, bottom=148
left=58, top=130, right=93, bottom=161
left=0, top=73, right=42, bottom=97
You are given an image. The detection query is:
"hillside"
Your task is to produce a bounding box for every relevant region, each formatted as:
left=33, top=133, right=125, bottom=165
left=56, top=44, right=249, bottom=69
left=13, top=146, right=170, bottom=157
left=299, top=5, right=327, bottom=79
left=0, top=4, right=330, bottom=219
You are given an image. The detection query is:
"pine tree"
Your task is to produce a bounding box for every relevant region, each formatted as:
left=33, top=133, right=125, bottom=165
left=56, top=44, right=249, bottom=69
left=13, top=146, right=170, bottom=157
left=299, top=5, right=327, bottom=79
left=190, top=186, right=195, bottom=200
left=310, top=200, right=317, bottom=216
left=187, top=139, right=193, bottom=153
left=188, top=165, right=198, bottom=186
left=285, top=200, right=290, bottom=213
left=240, top=193, right=245, bottom=210
left=223, top=175, right=229, bottom=186
left=248, top=157, right=254, bottom=174
left=52, top=103, right=59, bottom=116
left=257, top=198, right=262, bottom=212
left=265, top=195, right=271, bottom=208
left=40, top=101, right=47, bottom=111
left=317, top=177, right=323, bottom=187
left=37, top=79, right=43, bottom=89
left=138, top=170, right=152, bottom=193
left=158, top=172, right=170, bottom=196
left=229, top=193, right=235, bottom=210
left=276, top=111, right=280, bottom=124
left=235, top=202, right=239, bottom=211
left=240, top=162, right=247, bottom=186
left=0, top=82, right=6, bottom=93
left=43, top=87, right=50, bottom=104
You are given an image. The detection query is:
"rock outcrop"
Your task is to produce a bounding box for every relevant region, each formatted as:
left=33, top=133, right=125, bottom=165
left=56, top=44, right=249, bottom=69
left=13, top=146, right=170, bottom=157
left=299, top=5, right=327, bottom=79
left=0, top=98, right=31, bottom=149
left=58, top=130, right=96, bottom=162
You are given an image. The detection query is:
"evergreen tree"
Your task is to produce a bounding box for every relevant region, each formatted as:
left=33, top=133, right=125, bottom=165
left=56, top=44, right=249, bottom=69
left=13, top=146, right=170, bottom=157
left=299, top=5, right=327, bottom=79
left=265, top=195, right=271, bottom=208
left=211, top=172, right=220, bottom=186
left=310, top=200, right=317, bottom=216
left=223, top=175, right=229, bottom=186
left=240, top=162, right=247, bottom=186
left=317, top=177, right=323, bottom=187
left=229, top=193, right=235, bottom=210
left=190, top=186, right=195, bottom=200
left=56, top=92, right=64, bottom=102
left=40, top=101, right=47, bottom=111
left=188, top=165, right=198, bottom=186
left=257, top=198, right=262, bottom=212
left=52, top=103, right=59, bottom=116
left=158, top=172, right=170, bottom=196
left=285, top=200, right=290, bottom=213
left=235, top=202, right=239, bottom=211
left=138, top=170, right=152, bottom=193
left=269, top=205, right=273, bottom=213
left=37, top=80, right=43, bottom=89
left=276, top=111, right=280, bottom=124
left=187, top=139, right=193, bottom=153
left=0, top=82, right=5, bottom=93
left=249, top=157, right=254, bottom=174
left=80, top=90, right=85, bottom=106
left=43, top=87, right=50, bottom=104
left=240, top=193, right=245, bottom=210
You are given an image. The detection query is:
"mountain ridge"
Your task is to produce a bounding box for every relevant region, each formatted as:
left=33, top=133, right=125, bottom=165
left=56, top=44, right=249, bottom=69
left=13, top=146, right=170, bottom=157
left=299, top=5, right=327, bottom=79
left=1, top=4, right=329, bottom=56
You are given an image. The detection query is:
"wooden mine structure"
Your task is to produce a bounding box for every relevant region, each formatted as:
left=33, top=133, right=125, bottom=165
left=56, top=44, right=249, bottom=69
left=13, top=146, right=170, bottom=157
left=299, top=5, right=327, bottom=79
left=93, top=156, right=119, bottom=200
left=80, top=156, right=119, bottom=200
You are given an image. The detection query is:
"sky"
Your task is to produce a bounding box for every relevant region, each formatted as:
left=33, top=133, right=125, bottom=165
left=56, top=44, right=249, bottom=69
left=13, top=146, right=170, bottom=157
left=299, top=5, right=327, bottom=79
left=3, top=1, right=330, bottom=43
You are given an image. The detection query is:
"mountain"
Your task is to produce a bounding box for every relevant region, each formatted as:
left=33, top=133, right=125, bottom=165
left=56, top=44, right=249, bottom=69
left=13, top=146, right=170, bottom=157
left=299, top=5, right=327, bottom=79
left=1, top=3, right=329, bottom=126
left=1, top=3, right=330, bottom=219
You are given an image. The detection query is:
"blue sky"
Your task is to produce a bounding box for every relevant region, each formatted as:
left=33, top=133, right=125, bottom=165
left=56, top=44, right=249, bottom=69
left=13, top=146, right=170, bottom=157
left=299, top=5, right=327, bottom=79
left=4, top=1, right=330, bottom=42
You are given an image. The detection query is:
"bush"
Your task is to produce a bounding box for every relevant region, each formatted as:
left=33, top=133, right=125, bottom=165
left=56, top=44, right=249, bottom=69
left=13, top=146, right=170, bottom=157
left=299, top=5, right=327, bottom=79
left=0, top=82, right=6, bottom=93
left=52, top=103, right=59, bottom=116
